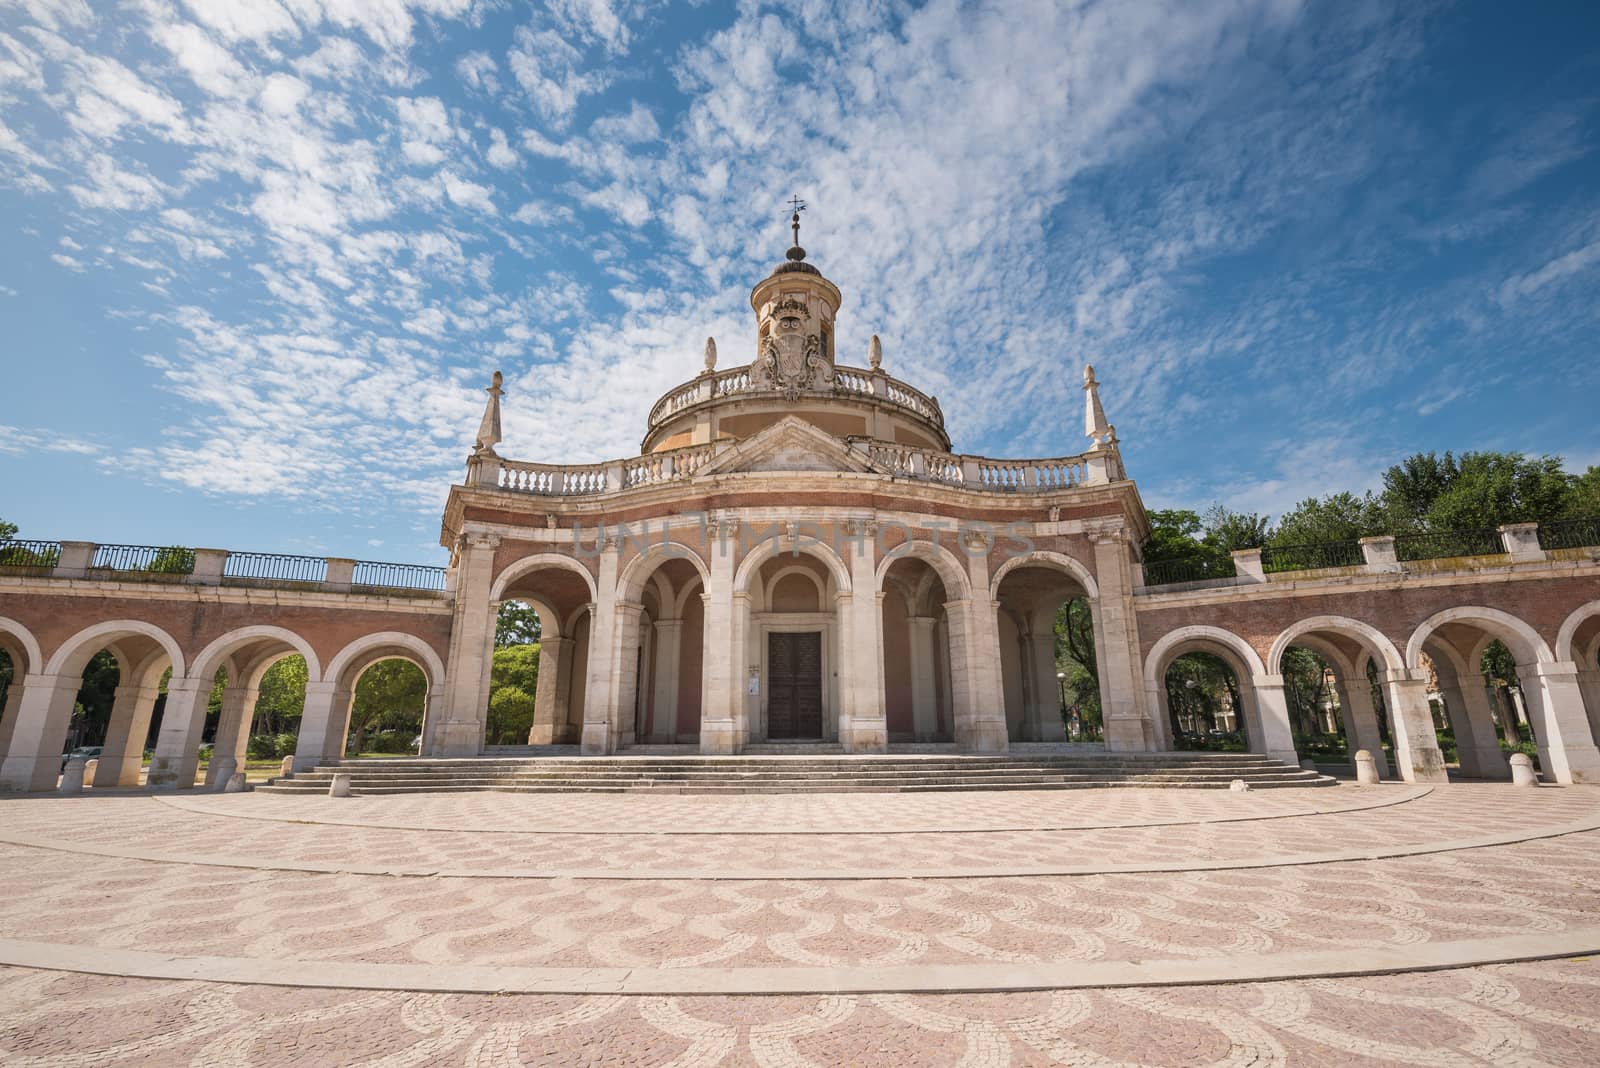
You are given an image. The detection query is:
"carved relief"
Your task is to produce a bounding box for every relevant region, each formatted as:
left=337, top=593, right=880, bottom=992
left=752, top=297, right=834, bottom=399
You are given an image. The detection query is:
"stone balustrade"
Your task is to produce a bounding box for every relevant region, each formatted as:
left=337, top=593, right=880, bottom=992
left=645, top=362, right=944, bottom=430
left=0, top=539, right=449, bottom=595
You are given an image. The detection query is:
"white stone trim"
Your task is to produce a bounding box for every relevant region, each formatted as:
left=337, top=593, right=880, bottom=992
left=1141, top=624, right=1267, bottom=692
left=1405, top=605, right=1554, bottom=670
left=873, top=538, right=973, bottom=601
left=616, top=540, right=711, bottom=603
left=1266, top=614, right=1404, bottom=674
left=1555, top=599, right=1600, bottom=663
left=488, top=552, right=599, bottom=603
left=42, top=619, right=186, bottom=678
left=0, top=617, right=43, bottom=675
left=733, top=536, right=852, bottom=596
left=188, top=624, right=323, bottom=684
left=322, top=631, right=446, bottom=689
left=988, top=549, right=1099, bottom=601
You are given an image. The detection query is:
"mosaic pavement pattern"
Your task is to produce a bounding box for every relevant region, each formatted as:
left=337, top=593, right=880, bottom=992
left=1, top=783, right=1598, bottom=1064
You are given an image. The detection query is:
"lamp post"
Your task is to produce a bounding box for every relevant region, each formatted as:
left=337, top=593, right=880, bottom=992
left=1057, top=672, right=1069, bottom=737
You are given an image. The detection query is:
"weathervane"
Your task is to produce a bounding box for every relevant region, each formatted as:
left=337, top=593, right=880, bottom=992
left=784, top=195, right=807, bottom=261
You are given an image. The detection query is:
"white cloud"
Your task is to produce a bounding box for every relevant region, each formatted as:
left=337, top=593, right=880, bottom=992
left=1499, top=237, right=1600, bottom=304
left=506, top=25, right=607, bottom=128
left=485, top=126, right=516, bottom=168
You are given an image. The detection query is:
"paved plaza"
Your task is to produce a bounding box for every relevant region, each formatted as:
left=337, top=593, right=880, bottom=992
left=2, top=782, right=1599, bottom=1064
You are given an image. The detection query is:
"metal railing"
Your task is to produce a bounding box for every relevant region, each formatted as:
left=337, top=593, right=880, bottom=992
left=1538, top=516, right=1600, bottom=552
left=351, top=560, right=448, bottom=591
left=90, top=543, right=195, bottom=574
left=1392, top=528, right=1502, bottom=562
left=1261, top=541, right=1363, bottom=573
left=0, top=539, right=61, bottom=574
left=223, top=551, right=327, bottom=584
left=1143, top=556, right=1237, bottom=587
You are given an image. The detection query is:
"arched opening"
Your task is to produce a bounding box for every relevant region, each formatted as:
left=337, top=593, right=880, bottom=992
left=1556, top=602, right=1600, bottom=756
left=745, top=551, right=837, bottom=742
left=880, top=555, right=956, bottom=743
left=303, top=633, right=444, bottom=771
left=176, top=629, right=318, bottom=790
left=993, top=560, right=1097, bottom=743
left=610, top=548, right=712, bottom=749
left=1164, top=651, right=1245, bottom=751
left=489, top=557, right=597, bottom=749
left=1265, top=620, right=1401, bottom=779
left=344, top=658, right=429, bottom=756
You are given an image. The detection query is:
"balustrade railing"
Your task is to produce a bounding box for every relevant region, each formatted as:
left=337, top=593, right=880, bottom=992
left=351, top=560, right=448, bottom=592
left=223, top=551, right=328, bottom=584
left=91, top=543, right=195, bottom=575
left=0, top=539, right=61, bottom=574
left=1392, top=528, right=1502, bottom=562
left=1538, top=517, right=1600, bottom=552
left=1261, top=541, right=1363, bottom=573
left=645, top=362, right=945, bottom=429
left=1143, top=557, right=1237, bottom=587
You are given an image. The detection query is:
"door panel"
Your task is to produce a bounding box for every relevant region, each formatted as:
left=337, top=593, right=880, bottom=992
left=767, top=631, right=823, bottom=739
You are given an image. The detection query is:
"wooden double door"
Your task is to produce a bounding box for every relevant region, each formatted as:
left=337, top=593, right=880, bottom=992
left=766, top=631, right=823, bottom=739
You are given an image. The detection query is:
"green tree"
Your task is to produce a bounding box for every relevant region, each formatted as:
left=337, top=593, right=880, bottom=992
left=1201, top=505, right=1271, bottom=554
left=253, top=656, right=309, bottom=736
left=346, top=659, right=427, bottom=753
left=1423, top=452, right=1573, bottom=531
left=487, top=643, right=541, bottom=745
left=1271, top=492, right=1383, bottom=546
left=495, top=601, right=544, bottom=647
left=145, top=546, right=196, bottom=574
left=1565, top=466, right=1600, bottom=518
left=1142, top=510, right=1212, bottom=563
left=1054, top=598, right=1099, bottom=735
left=0, top=517, right=16, bottom=540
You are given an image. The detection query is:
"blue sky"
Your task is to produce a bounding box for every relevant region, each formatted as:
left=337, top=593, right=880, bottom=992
left=1, top=0, right=1597, bottom=565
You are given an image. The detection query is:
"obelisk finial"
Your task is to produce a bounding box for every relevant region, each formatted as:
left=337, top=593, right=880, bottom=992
left=1083, top=364, right=1109, bottom=449
left=868, top=334, right=882, bottom=370
left=475, top=370, right=504, bottom=455
left=702, top=336, right=717, bottom=375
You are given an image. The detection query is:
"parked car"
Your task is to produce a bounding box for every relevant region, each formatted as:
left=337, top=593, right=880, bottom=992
left=60, top=746, right=101, bottom=771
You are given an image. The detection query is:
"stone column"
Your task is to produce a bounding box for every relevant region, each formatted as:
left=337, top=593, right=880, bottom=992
left=0, top=674, right=83, bottom=792
left=580, top=538, right=622, bottom=756
left=205, top=685, right=258, bottom=787
left=527, top=636, right=571, bottom=744
left=956, top=531, right=1008, bottom=752
left=1437, top=672, right=1509, bottom=780
left=1578, top=669, right=1600, bottom=751
left=609, top=601, right=646, bottom=749
left=293, top=680, right=353, bottom=772
left=907, top=616, right=939, bottom=742
left=1380, top=669, right=1448, bottom=783
left=91, top=683, right=159, bottom=788
left=435, top=532, right=499, bottom=756
left=1332, top=680, right=1391, bottom=779
left=1026, top=627, right=1067, bottom=742
left=146, top=676, right=212, bottom=790
left=0, top=680, right=24, bottom=765
left=699, top=516, right=741, bottom=754
left=1246, top=675, right=1301, bottom=766
left=1088, top=527, right=1151, bottom=751
left=1520, top=661, right=1600, bottom=784
left=649, top=622, right=683, bottom=743
left=839, top=519, right=888, bottom=753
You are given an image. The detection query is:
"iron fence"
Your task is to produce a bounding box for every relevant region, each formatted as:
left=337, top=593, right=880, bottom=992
left=223, top=551, right=327, bottom=583
left=1142, top=556, right=1237, bottom=588
left=90, top=543, right=195, bottom=574
left=1391, top=528, right=1502, bottom=562
left=1260, top=541, right=1364, bottom=573
left=351, top=560, right=448, bottom=591
left=1537, top=516, right=1600, bottom=552
left=0, top=539, right=62, bottom=574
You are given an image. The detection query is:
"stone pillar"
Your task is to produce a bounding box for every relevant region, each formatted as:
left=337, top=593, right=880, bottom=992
left=0, top=674, right=82, bottom=792
left=609, top=601, right=646, bottom=750
left=1578, top=669, right=1600, bottom=751
left=649, top=622, right=682, bottom=743
left=146, top=676, right=212, bottom=790
left=1089, top=527, right=1151, bottom=751
left=908, top=616, right=939, bottom=742
left=955, top=532, right=1008, bottom=752
left=528, top=636, right=572, bottom=744
left=0, top=680, right=24, bottom=765
left=1380, top=669, right=1448, bottom=783
left=95, top=683, right=163, bottom=788
left=580, top=539, right=623, bottom=755
left=205, top=685, right=258, bottom=787
left=418, top=689, right=445, bottom=754
left=1437, top=672, right=1510, bottom=780
left=435, top=532, right=499, bottom=756
left=1026, top=627, right=1067, bottom=741
left=699, top=517, right=741, bottom=754
left=1246, top=675, right=1301, bottom=766
left=1333, top=680, right=1390, bottom=780
left=839, top=520, right=887, bottom=753
left=293, top=680, right=352, bottom=772
left=1519, top=661, right=1600, bottom=784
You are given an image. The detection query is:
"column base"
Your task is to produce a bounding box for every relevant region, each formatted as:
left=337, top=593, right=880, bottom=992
left=1397, top=750, right=1450, bottom=783
left=958, top=724, right=1009, bottom=754
left=580, top=722, right=613, bottom=756
left=699, top=720, right=740, bottom=755
left=1539, top=743, right=1600, bottom=784
left=429, top=722, right=483, bottom=758
left=526, top=724, right=558, bottom=745
left=144, top=757, right=187, bottom=790
left=1103, top=717, right=1150, bottom=752
left=1265, top=747, right=1301, bottom=768
left=840, top=718, right=888, bottom=754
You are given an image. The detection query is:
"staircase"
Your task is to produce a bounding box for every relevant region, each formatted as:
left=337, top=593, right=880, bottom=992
left=256, top=751, right=1334, bottom=795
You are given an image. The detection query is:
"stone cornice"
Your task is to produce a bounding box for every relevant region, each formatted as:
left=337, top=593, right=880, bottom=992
left=0, top=576, right=453, bottom=615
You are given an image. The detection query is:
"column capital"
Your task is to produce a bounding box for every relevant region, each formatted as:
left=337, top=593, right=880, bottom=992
left=1525, top=660, right=1582, bottom=680
left=461, top=530, right=502, bottom=551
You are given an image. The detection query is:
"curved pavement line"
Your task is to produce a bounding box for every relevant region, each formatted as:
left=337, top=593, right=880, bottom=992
left=3, top=807, right=1598, bottom=881
left=152, top=784, right=1435, bottom=836
left=2, top=929, right=1597, bottom=996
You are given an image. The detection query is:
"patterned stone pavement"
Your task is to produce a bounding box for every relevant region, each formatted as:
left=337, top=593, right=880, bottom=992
left=2, top=783, right=1599, bottom=1064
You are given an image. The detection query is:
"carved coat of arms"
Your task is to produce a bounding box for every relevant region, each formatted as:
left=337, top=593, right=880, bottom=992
left=754, top=299, right=834, bottom=399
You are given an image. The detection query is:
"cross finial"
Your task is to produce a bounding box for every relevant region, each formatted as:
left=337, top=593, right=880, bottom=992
left=785, top=195, right=807, bottom=255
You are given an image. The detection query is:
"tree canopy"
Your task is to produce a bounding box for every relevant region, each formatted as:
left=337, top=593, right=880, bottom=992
left=495, top=601, right=543, bottom=647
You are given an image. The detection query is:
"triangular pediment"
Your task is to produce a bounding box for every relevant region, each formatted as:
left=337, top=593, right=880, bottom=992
left=697, top=416, right=880, bottom=475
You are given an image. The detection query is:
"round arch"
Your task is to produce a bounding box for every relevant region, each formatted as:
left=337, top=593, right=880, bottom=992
left=188, top=625, right=322, bottom=685
left=0, top=616, right=43, bottom=675
left=875, top=540, right=973, bottom=601
left=323, top=631, right=446, bottom=690
left=494, top=593, right=565, bottom=640
left=733, top=537, right=852, bottom=597
left=763, top=565, right=828, bottom=611
left=989, top=549, right=1100, bottom=602
left=1282, top=632, right=1360, bottom=679
left=489, top=553, right=599, bottom=604
left=1142, top=625, right=1267, bottom=692
left=1405, top=606, right=1553, bottom=671
left=1267, top=615, right=1404, bottom=676
left=1555, top=600, right=1600, bottom=663
left=617, top=541, right=711, bottom=604
left=43, top=619, right=186, bottom=679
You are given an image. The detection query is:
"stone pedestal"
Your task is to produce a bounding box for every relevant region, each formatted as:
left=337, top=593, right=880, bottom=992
left=1380, top=670, right=1449, bottom=783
